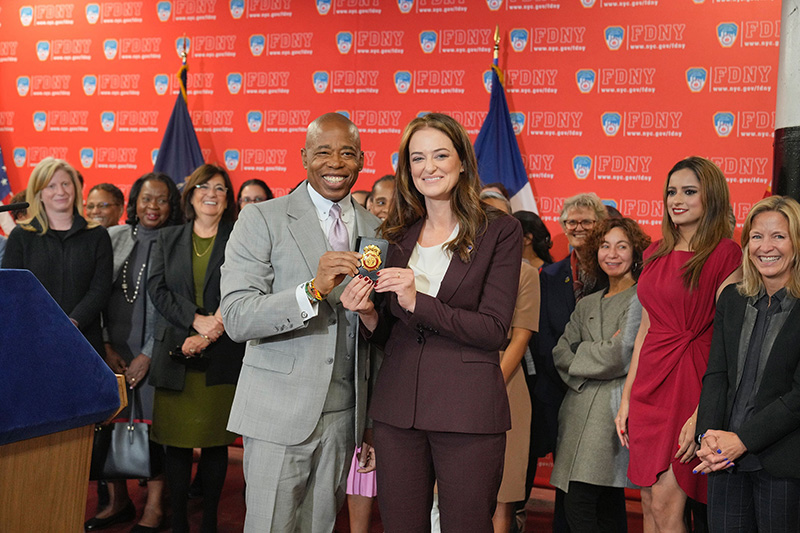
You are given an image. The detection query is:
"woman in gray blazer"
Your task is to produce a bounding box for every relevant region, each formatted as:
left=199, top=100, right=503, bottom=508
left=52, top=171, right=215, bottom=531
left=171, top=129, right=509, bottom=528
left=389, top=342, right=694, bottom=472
left=550, top=217, right=650, bottom=532
left=696, top=196, right=800, bottom=532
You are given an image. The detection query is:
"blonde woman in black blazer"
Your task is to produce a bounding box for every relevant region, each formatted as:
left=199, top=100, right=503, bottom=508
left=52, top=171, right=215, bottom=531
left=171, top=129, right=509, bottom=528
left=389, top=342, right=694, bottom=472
left=696, top=196, right=800, bottom=532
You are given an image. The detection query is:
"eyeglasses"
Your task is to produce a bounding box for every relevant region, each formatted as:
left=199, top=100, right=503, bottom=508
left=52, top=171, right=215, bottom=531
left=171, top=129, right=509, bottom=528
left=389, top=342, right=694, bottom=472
left=139, top=196, right=170, bottom=206
left=240, top=196, right=267, bottom=205
left=195, top=184, right=228, bottom=195
left=564, top=219, right=596, bottom=230
left=86, top=202, right=120, bottom=210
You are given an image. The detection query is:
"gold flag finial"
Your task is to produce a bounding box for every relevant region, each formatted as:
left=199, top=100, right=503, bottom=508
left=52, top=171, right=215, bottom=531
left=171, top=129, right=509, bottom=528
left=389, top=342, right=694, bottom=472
left=180, top=33, right=188, bottom=64
left=493, top=25, right=500, bottom=62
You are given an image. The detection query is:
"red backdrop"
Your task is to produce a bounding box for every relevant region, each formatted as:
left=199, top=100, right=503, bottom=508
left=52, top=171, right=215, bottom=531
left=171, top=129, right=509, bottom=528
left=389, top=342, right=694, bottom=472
left=0, top=0, right=781, bottom=253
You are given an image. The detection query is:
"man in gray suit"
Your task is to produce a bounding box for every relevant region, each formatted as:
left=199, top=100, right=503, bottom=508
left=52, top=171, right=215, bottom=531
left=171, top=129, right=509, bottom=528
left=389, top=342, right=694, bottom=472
left=220, top=112, right=380, bottom=532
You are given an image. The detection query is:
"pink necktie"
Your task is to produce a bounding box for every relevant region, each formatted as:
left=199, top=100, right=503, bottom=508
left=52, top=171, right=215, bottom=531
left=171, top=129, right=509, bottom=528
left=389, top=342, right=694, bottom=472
left=328, top=203, right=349, bottom=251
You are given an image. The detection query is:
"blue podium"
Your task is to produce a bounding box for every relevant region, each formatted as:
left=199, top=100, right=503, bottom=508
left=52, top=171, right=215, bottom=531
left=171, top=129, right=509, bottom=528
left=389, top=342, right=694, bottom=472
left=0, top=269, right=123, bottom=531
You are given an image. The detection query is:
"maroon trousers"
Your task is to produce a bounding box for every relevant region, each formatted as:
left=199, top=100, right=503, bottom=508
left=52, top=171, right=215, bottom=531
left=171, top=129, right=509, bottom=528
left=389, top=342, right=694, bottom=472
left=374, top=421, right=506, bottom=533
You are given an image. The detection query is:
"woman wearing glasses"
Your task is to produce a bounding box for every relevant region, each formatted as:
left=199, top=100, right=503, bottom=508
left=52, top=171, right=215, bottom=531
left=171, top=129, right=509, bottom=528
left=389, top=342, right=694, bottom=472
left=148, top=164, right=245, bottom=533
left=85, top=183, right=125, bottom=228
left=236, top=178, right=273, bottom=210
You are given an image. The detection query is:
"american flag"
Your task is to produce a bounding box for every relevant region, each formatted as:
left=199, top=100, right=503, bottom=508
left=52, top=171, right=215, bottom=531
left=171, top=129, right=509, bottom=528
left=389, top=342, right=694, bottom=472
left=0, top=146, right=10, bottom=202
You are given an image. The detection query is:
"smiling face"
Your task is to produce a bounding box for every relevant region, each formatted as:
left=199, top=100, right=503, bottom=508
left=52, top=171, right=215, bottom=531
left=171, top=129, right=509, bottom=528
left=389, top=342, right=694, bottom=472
left=562, top=206, right=597, bottom=250
left=408, top=127, right=463, bottom=204
left=136, top=179, right=171, bottom=230
left=190, top=175, right=228, bottom=222
left=597, top=226, right=634, bottom=281
left=666, top=168, right=703, bottom=233
left=748, top=210, right=794, bottom=294
left=369, top=180, right=396, bottom=221
left=301, top=116, right=363, bottom=202
left=41, top=169, right=75, bottom=218
left=85, top=188, right=123, bottom=228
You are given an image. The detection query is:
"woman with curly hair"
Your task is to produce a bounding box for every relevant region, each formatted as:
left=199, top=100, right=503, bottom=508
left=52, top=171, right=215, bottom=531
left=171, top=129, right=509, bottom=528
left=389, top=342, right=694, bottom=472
left=551, top=217, right=650, bottom=532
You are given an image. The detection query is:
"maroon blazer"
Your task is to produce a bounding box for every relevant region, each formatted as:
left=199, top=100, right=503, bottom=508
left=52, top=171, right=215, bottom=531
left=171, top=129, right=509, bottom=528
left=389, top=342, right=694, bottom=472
left=366, top=213, right=522, bottom=434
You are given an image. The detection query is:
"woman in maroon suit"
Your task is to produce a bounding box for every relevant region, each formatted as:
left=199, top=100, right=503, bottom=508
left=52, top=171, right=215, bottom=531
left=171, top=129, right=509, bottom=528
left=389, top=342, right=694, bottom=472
left=342, top=113, right=522, bottom=532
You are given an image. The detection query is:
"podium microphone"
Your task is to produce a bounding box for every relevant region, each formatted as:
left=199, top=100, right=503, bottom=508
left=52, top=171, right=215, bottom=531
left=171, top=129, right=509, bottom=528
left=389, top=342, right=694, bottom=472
left=0, top=202, right=29, bottom=213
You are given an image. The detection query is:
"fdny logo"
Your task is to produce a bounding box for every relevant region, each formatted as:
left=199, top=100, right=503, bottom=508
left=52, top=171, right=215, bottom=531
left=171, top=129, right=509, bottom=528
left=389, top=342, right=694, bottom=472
left=575, top=69, right=596, bottom=93
left=36, top=41, right=50, bottom=61
left=250, top=35, right=265, bottom=56
left=572, top=156, right=592, bottom=180
left=157, top=2, right=172, bottom=21
left=604, top=27, right=624, bottom=50
left=417, top=111, right=431, bottom=118
left=717, top=23, right=738, bottom=48
left=101, top=111, right=116, bottom=132
left=230, top=0, right=245, bottom=19
left=80, top=148, right=95, bottom=169
left=17, top=76, right=30, bottom=97
left=337, top=32, right=353, bottom=54
left=104, top=39, right=118, bottom=60
left=486, top=0, right=503, bottom=10
left=151, top=149, right=159, bottom=166
left=581, top=0, right=596, bottom=6
left=20, top=6, right=34, bottom=26
left=713, top=112, right=735, bottom=137
left=601, top=112, right=622, bottom=136
left=176, top=38, right=191, bottom=58
left=86, top=3, right=100, bottom=24
left=483, top=70, right=493, bottom=93
left=83, top=75, right=98, bottom=96
left=419, top=31, right=437, bottom=54
left=224, top=149, right=240, bottom=171
left=510, top=113, right=525, bottom=135
left=391, top=152, right=399, bottom=172
left=154, top=74, right=169, bottom=95
left=685, top=67, right=707, bottom=93
left=394, top=71, right=412, bottom=94
left=313, top=71, right=329, bottom=93
left=247, top=111, right=263, bottom=132
left=510, top=29, right=528, bottom=52
left=336, top=110, right=351, bottom=119
left=316, top=0, right=332, bottom=15
left=227, top=73, right=242, bottom=94
left=397, top=0, right=413, bottom=13
left=14, top=148, right=27, bottom=168
left=33, top=111, right=47, bottom=132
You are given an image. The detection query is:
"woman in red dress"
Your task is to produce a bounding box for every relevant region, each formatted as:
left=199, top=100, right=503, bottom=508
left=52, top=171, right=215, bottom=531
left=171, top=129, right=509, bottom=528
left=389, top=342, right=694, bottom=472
left=615, top=156, right=742, bottom=532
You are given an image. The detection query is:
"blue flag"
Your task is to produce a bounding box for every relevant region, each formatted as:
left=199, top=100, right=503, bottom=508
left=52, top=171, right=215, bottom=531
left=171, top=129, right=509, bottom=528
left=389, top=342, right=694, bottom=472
left=0, top=145, right=11, bottom=202
left=154, top=63, right=204, bottom=184
left=474, top=66, right=538, bottom=213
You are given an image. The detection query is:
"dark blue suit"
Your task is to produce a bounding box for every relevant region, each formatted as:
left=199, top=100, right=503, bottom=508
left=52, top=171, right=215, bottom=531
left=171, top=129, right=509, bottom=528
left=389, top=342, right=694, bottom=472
left=532, top=256, right=573, bottom=458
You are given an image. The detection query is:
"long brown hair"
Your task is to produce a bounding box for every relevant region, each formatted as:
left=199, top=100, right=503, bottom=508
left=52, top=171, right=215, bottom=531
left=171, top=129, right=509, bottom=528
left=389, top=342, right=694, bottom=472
left=648, top=156, right=733, bottom=290
left=381, top=113, right=501, bottom=262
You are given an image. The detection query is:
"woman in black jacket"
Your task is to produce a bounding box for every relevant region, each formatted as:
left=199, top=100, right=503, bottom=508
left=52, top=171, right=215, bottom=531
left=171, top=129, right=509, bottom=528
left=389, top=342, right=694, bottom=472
left=2, top=157, right=112, bottom=356
left=147, top=164, right=245, bottom=533
left=696, top=195, right=800, bottom=532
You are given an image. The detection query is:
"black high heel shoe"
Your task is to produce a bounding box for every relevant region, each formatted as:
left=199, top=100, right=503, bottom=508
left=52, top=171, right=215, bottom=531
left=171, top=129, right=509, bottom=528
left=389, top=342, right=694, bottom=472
left=84, top=500, right=136, bottom=531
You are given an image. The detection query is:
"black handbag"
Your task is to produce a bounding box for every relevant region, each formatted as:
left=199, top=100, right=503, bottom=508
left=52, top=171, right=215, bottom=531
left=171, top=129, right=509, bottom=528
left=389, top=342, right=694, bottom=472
left=89, top=386, right=152, bottom=480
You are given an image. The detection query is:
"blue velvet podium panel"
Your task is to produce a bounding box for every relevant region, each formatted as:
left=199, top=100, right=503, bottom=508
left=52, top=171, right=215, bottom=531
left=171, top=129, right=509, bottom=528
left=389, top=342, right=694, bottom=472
left=0, top=269, right=120, bottom=446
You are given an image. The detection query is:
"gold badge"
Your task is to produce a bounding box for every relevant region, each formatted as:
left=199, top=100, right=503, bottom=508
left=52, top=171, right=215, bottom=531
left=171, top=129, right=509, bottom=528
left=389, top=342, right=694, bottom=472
left=361, top=244, right=382, bottom=272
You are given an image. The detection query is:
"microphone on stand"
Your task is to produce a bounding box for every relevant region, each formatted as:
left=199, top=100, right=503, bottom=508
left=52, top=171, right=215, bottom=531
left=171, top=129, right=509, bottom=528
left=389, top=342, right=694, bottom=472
left=0, top=202, right=29, bottom=213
